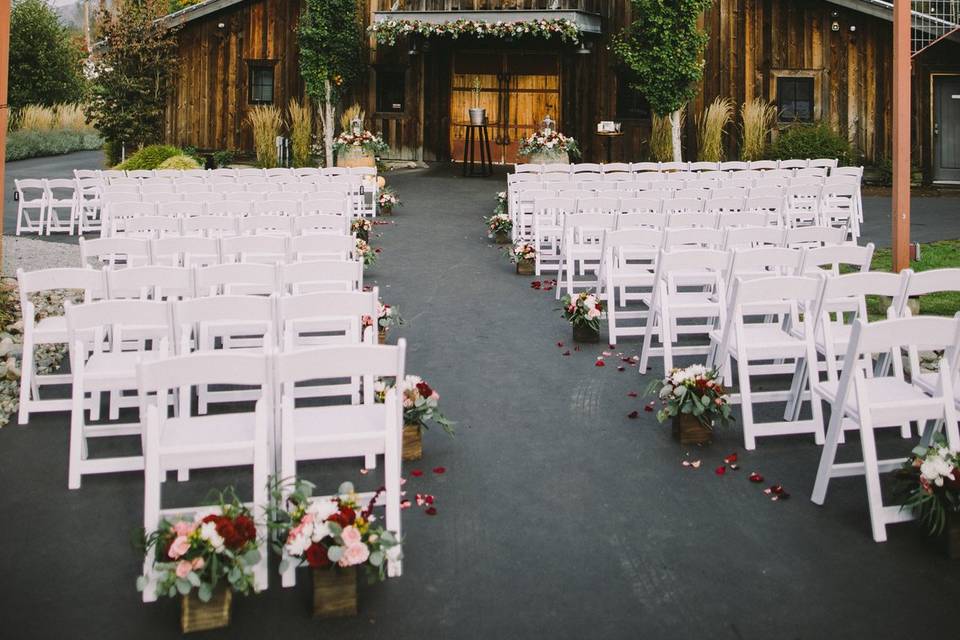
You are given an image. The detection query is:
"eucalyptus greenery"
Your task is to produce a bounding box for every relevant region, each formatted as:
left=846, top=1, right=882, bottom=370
left=895, top=434, right=960, bottom=536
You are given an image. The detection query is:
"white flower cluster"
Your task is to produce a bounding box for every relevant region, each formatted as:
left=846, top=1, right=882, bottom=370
left=667, top=364, right=709, bottom=386
left=920, top=447, right=958, bottom=488
left=284, top=499, right=340, bottom=557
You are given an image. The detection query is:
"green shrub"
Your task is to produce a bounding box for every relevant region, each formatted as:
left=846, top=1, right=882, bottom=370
left=103, top=139, right=123, bottom=166
left=769, top=122, right=853, bottom=164
left=115, top=144, right=182, bottom=170
left=6, top=129, right=103, bottom=161
left=157, top=154, right=201, bottom=170
left=213, top=150, right=234, bottom=168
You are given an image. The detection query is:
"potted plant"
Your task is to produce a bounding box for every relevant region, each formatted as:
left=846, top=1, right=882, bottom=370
left=486, top=213, right=513, bottom=244
left=137, top=490, right=261, bottom=634
left=560, top=291, right=603, bottom=343
left=646, top=365, right=733, bottom=445
left=469, top=76, right=486, bottom=125
left=378, top=187, right=401, bottom=215
left=270, top=480, right=402, bottom=618
left=376, top=375, right=455, bottom=461
left=518, top=130, right=580, bottom=165
left=351, top=217, right=372, bottom=242
left=505, top=242, right=536, bottom=275
left=363, top=300, right=403, bottom=344
left=333, top=110, right=390, bottom=168
left=355, top=238, right=378, bottom=269
left=895, top=434, right=960, bottom=558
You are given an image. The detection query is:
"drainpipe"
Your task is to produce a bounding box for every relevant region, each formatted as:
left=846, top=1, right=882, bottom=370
left=892, top=0, right=911, bottom=272
left=0, top=0, right=10, bottom=264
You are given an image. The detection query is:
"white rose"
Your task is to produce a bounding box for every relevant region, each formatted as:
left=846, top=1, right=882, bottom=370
left=199, top=521, right=225, bottom=552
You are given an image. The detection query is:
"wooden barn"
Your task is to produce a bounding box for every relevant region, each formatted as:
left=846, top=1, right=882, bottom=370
left=161, top=0, right=960, bottom=182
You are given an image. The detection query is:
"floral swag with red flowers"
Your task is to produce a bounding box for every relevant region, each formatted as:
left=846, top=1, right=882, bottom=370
left=137, top=489, right=261, bottom=602
left=646, top=365, right=734, bottom=430
left=375, top=375, right=456, bottom=435
left=895, top=433, right=960, bottom=536
left=269, top=480, right=401, bottom=580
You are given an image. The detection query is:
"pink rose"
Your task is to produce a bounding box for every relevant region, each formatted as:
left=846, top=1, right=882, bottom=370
left=191, top=557, right=205, bottom=571
left=172, top=521, right=194, bottom=537
left=430, top=391, right=440, bottom=402
left=340, top=525, right=362, bottom=546
left=175, top=560, right=193, bottom=579
left=168, top=535, right=191, bottom=559
left=339, top=543, right=370, bottom=567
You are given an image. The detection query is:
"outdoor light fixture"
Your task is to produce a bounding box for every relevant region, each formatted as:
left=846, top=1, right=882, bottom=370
left=576, top=41, right=592, bottom=55
left=217, top=22, right=225, bottom=28
left=849, top=25, right=857, bottom=32
left=832, top=21, right=840, bottom=31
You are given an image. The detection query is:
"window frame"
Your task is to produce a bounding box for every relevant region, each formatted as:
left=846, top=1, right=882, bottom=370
left=247, top=60, right=276, bottom=106
left=373, top=66, right=408, bottom=116
left=770, top=69, right=823, bottom=125
left=615, top=68, right=651, bottom=121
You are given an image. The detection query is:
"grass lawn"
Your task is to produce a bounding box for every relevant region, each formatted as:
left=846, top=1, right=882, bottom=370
left=864, top=239, right=960, bottom=317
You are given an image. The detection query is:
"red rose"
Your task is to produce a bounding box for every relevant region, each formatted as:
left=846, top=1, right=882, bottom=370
left=305, top=543, right=330, bottom=568
left=326, top=507, right=356, bottom=527
left=416, top=381, right=434, bottom=398
left=232, top=515, right=257, bottom=546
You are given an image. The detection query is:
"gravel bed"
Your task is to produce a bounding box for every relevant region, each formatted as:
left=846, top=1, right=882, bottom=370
left=2, top=236, right=80, bottom=276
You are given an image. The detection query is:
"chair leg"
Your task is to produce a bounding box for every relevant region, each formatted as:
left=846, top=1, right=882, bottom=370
left=858, top=419, right=889, bottom=542
left=68, top=386, right=86, bottom=490
left=805, top=356, right=826, bottom=445
left=811, top=400, right=847, bottom=505
left=17, top=339, right=33, bottom=425
left=639, top=306, right=659, bottom=373
left=736, top=356, right=758, bottom=451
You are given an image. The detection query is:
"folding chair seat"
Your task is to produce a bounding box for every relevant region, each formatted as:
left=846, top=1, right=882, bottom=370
left=784, top=226, right=846, bottom=249
left=598, top=229, right=663, bottom=345
left=811, top=316, right=960, bottom=542
left=157, top=201, right=202, bottom=219
left=616, top=212, right=667, bottom=230
left=290, top=233, right=355, bottom=262
left=43, top=179, right=78, bottom=235
left=666, top=212, right=717, bottom=229
left=819, top=182, right=860, bottom=241
left=280, top=260, right=363, bottom=294
left=65, top=299, right=172, bottom=488
left=556, top=213, right=618, bottom=298
left=106, top=201, right=156, bottom=236
left=783, top=185, right=823, bottom=228
left=181, top=215, right=239, bottom=238
left=706, top=275, right=826, bottom=449
left=107, top=265, right=195, bottom=301
left=639, top=248, right=729, bottom=373
left=532, top=198, right=574, bottom=275
left=123, top=216, right=181, bottom=239
left=16, top=268, right=106, bottom=424
left=138, top=352, right=271, bottom=602
left=717, top=212, right=778, bottom=229
left=722, top=226, right=785, bottom=250
left=80, top=237, right=151, bottom=269
left=151, top=236, right=220, bottom=267
left=195, top=263, right=278, bottom=296
left=275, top=341, right=406, bottom=586
left=221, top=234, right=289, bottom=264
left=206, top=200, right=252, bottom=217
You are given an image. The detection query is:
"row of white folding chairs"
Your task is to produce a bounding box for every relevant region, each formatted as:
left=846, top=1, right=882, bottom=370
left=16, top=263, right=370, bottom=424
left=509, top=166, right=858, bottom=187
left=13, top=178, right=102, bottom=236
left=508, top=174, right=859, bottom=197
left=134, top=343, right=406, bottom=600
left=101, top=176, right=367, bottom=195
left=81, top=231, right=358, bottom=266
left=514, top=159, right=842, bottom=175
left=77, top=166, right=376, bottom=181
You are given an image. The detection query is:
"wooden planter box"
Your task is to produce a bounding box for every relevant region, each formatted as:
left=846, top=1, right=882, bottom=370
left=516, top=258, right=535, bottom=275
left=337, top=147, right=375, bottom=168
left=181, top=587, right=232, bottom=633
left=313, top=567, right=357, bottom=618
left=403, top=423, right=423, bottom=461
left=379, top=205, right=394, bottom=216
left=523, top=150, right=569, bottom=165
left=572, top=323, right=600, bottom=343
left=378, top=328, right=387, bottom=344
left=493, top=230, right=511, bottom=244
left=672, top=414, right=713, bottom=445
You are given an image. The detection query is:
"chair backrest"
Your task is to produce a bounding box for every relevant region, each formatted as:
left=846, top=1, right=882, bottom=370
left=576, top=197, right=620, bottom=215
left=717, top=212, right=777, bottom=229
left=176, top=183, right=211, bottom=194
left=748, top=160, right=779, bottom=171
left=704, top=197, right=745, bottom=215
left=727, top=275, right=823, bottom=319
left=799, top=243, right=874, bottom=275
left=809, top=158, right=839, bottom=170
left=719, top=161, right=749, bottom=171
left=123, top=216, right=181, bottom=238
left=815, top=271, right=909, bottom=326
left=66, top=299, right=171, bottom=354
left=290, top=234, right=354, bottom=261
left=274, top=341, right=406, bottom=398
left=277, top=290, right=378, bottom=347
left=904, top=268, right=960, bottom=298
left=80, top=237, right=151, bottom=268
left=663, top=226, right=721, bottom=249
left=602, top=162, right=631, bottom=174
left=107, top=265, right=195, bottom=300
left=515, top=164, right=543, bottom=174
left=172, top=294, right=275, bottom=353
left=666, top=212, right=717, bottom=229
left=618, top=197, right=661, bottom=215
left=279, top=260, right=363, bottom=294
left=157, top=201, right=204, bottom=218
left=17, top=268, right=106, bottom=313
left=238, top=215, right=293, bottom=236
left=252, top=200, right=298, bottom=216
left=673, top=187, right=712, bottom=200
left=783, top=226, right=846, bottom=248
left=221, top=235, right=289, bottom=264
left=205, top=200, right=252, bottom=217
left=140, top=192, right=182, bottom=205
left=662, top=198, right=705, bottom=215
left=181, top=215, right=239, bottom=237
left=293, top=214, right=350, bottom=235
left=616, top=212, right=667, bottom=230
left=777, top=159, right=808, bottom=170
left=572, top=163, right=602, bottom=174
left=195, top=262, right=278, bottom=296
left=138, top=352, right=269, bottom=400
left=722, top=226, right=785, bottom=250
left=150, top=236, right=220, bottom=267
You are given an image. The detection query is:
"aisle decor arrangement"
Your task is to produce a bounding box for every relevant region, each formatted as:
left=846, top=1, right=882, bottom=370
left=518, top=129, right=580, bottom=164
left=505, top=242, right=536, bottom=275
left=356, top=238, right=378, bottom=268
left=560, top=291, right=604, bottom=343
left=647, top=365, right=734, bottom=445
left=269, top=479, right=402, bottom=618
left=363, top=300, right=404, bottom=344
left=137, top=490, right=261, bottom=633
left=485, top=212, right=513, bottom=244
left=351, top=218, right=372, bottom=242
left=493, top=191, right=507, bottom=216
left=895, top=434, right=960, bottom=557
left=376, top=375, right=455, bottom=460
left=378, top=187, right=401, bottom=215
left=368, top=18, right=582, bottom=47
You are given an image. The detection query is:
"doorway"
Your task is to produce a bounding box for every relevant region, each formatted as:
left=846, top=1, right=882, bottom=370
left=450, top=51, right=561, bottom=165
left=933, top=74, right=960, bottom=182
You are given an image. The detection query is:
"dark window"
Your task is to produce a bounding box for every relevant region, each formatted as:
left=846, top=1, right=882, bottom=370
left=249, top=64, right=274, bottom=104
left=777, top=77, right=815, bottom=122
left=376, top=69, right=406, bottom=113
left=616, top=71, right=650, bottom=120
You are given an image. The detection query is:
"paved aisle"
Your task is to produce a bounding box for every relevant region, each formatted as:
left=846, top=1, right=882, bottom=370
left=0, top=164, right=957, bottom=638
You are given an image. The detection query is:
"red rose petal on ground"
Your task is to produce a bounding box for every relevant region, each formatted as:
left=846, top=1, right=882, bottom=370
left=627, top=411, right=639, bottom=419
left=562, top=350, right=571, bottom=356
left=425, top=507, right=437, bottom=516
left=411, top=470, right=423, bottom=477
left=691, top=460, right=702, bottom=468
left=644, top=402, right=655, bottom=412
left=627, top=392, right=638, bottom=398
left=530, top=281, right=541, bottom=289
left=771, top=484, right=784, bottom=495
left=400, top=500, right=412, bottom=510
left=557, top=341, right=564, bottom=347
left=595, top=360, right=605, bottom=367
left=715, top=465, right=727, bottom=475
left=602, top=351, right=613, bottom=357
left=749, top=472, right=764, bottom=483
left=729, top=464, right=739, bottom=471
left=432, top=466, right=446, bottom=474
left=724, top=453, right=738, bottom=464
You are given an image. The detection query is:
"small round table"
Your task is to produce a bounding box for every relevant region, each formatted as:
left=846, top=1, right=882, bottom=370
left=595, top=130, right=624, bottom=164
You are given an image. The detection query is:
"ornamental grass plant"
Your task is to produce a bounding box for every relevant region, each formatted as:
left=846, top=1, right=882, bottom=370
left=696, top=97, right=733, bottom=162
left=739, top=98, right=776, bottom=161
left=288, top=98, right=313, bottom=167
left=650, top=112, right=674, bottom=163
left=247, top=105, right=283, bottom=168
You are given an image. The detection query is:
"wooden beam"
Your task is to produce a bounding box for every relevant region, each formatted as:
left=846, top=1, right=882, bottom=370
left=892, top=0, right=910, bottom=272
left=0, top=0, right=9, bottom=266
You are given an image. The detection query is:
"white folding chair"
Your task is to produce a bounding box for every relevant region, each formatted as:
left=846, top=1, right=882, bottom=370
left=279, top=260, right=363, bottom=294
left=44, top=178, right=79, bottom=235
left=80, top=237, right=151, bottom=269
left=65, top=299, right=171, bottom=488
left=138, top=352, right=271, bottom=601
left=15, top=179, right=48, bottom=234
left=290, top=234, right=355, bottom=262
left=663, top=226, right=723, bottom=250
left=275, top=341, right=406, bottom=586
left=811, top=316, right=960, bottom=541
left=75, top=177, right=103, bottom=234
left=722, top=226, right=786, bottom=250
left=532, top=197, right=573, bottom=276
left=556, top=213, right=618, bottom=298
left=151, top=236, right=220, bottom=267
left=777, top=159, right=808, bottom=170
left=107, top=201, right=156, bottom=236
left=819, top=182, right=860, bottom=241
left=783, top=185, right=822, bottom=228
left=784, top=226, right=847, bottom=249
left=107, top=265, right=195, bottom=301
left=293, top=214, right=350, bottom=236
left=195, top=262, right=278, bottom=296
left=181, top=215, right=239, bottom=238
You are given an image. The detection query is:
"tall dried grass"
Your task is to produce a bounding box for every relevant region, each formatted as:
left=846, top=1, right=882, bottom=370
left=696, top=97, right=733, bottom=162
left=247, top=105, right=283, bottom=168
left=288, top=98, right=313, bottom=167
left=19, top=105, right=56, bottom=131
left=54, top=104, right=92, bottom=131
left=650, top=113, right=674, bottom=163
left=16, top=104, right=95, bottom=133
left=739, top=98, right=777, bottom=161
left=339, top=103, right=365, bottom=132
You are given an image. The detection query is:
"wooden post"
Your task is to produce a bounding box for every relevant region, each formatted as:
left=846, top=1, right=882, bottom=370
left=892, top=0, right=911, bottom=272
left=0, top=0, right=10, bottom=266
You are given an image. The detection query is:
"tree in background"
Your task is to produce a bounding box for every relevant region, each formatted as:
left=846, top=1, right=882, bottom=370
left=9, top=0, right=87, bottom=111
left=614, top=0, right=712, bottom=162
left=298, top=0, right=364, bottom=167
left=85, top=0, right=178, bottom=165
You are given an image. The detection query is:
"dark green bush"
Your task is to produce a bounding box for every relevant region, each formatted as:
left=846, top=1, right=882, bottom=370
left=6, top=129, right=103, bottom=161
left=769, top=123, right=853, bottom=165
left=114, top=144, right=182, bottom=170
left=103, top=140, right=123, bottom=166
